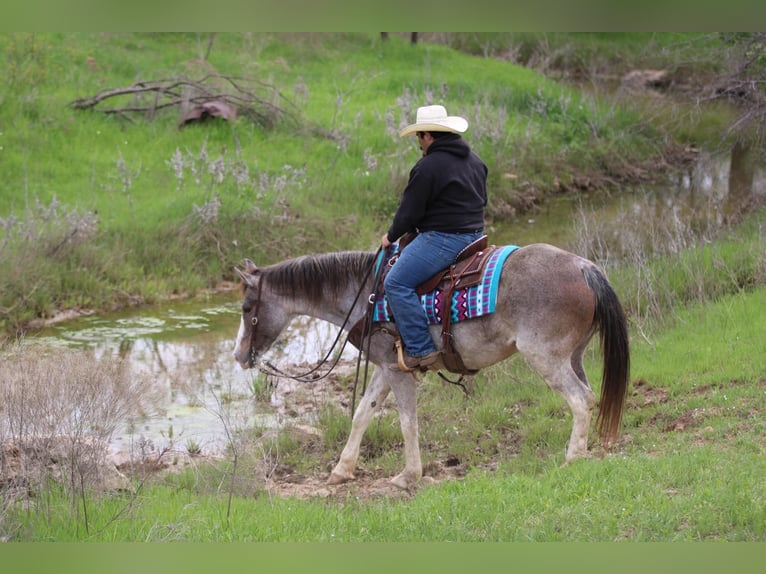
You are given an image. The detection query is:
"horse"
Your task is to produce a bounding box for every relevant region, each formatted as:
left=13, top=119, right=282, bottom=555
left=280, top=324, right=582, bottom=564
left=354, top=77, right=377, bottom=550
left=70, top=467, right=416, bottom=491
left=232, top=243, right=630, bottom=490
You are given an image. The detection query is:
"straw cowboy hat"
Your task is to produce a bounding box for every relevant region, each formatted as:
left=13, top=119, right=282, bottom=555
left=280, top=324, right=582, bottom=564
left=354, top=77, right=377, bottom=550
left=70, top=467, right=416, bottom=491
left=399, top=104, right=468, bottom=137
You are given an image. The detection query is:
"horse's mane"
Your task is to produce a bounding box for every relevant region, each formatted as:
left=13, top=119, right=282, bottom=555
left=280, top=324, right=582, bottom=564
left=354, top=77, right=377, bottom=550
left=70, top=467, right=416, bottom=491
left=263, top=250, right=376, bottom=305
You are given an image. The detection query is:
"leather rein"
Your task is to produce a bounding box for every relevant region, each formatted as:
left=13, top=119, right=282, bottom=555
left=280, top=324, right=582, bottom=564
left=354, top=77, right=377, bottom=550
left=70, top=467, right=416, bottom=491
left=244, top=249, right=384, bottom=413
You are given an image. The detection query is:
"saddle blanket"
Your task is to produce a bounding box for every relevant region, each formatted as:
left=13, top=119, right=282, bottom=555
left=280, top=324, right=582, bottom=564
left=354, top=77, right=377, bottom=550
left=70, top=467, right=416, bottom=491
left=373, top=244, right=519, bottom=325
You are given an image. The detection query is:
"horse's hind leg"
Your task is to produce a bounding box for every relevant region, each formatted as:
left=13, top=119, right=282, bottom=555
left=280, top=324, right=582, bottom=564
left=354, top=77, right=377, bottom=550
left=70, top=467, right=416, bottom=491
left=328, top=368, right=391, bottom=485
left=522, top=347, right=596, bottom=462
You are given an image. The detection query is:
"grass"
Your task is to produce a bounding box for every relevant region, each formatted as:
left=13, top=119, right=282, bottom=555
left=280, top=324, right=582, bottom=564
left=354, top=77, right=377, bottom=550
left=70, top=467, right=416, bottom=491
left=0, top=32, right=736, bottom=333
left=2, top=287, right=764, bottom=541
left=9, top=445, right=764, bottom=542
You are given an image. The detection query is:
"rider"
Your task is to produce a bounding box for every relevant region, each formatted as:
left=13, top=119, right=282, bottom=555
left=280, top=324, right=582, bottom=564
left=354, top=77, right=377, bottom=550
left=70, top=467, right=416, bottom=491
left=381, top=104, right=488, bottom=371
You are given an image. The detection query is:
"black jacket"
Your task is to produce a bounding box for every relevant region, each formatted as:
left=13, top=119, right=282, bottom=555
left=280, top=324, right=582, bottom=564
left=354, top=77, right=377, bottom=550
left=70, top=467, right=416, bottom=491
left=386, top=134, right=487, bottom=242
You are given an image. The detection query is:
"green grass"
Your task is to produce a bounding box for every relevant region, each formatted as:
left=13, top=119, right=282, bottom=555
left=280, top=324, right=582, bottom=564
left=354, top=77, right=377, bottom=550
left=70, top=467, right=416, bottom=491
left=1, top=32, right=735, bottom=333
left=3, top=289, right=764, bottom=541
left=10, top=445, right=764, bottom=542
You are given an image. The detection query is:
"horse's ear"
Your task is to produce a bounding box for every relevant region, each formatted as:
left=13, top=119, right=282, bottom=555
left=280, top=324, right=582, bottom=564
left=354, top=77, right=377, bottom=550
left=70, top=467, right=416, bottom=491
left=235, top=265, right=258, bottom=287
left=244, top=258, right=258, bottom=274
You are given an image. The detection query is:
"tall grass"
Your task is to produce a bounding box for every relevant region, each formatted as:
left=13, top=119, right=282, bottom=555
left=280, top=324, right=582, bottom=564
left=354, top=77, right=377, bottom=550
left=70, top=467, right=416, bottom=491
left=574, top=193, right=765, bottom=333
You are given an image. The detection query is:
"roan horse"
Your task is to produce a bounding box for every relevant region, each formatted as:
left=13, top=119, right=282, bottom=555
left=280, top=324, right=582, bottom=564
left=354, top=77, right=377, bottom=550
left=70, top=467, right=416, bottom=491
left=232, top=243, right=629, bottom=490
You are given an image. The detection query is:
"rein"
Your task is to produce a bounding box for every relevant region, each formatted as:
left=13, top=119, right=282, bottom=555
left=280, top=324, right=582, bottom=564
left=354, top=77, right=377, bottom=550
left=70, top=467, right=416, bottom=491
left=350, top=247, right=387, bottom=415
left=248, top=250, right=383, bottom=408
left=245, top=247, right=469, bottom=417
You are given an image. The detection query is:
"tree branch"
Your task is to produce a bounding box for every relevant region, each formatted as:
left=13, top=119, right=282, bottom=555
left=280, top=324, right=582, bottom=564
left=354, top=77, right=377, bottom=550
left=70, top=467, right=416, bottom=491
left=70, top=74, right=301, bottom=130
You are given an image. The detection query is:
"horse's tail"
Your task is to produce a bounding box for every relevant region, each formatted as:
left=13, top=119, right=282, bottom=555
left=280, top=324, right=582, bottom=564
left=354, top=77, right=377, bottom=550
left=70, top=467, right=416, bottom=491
left=582, top=265, right=630, bottom=445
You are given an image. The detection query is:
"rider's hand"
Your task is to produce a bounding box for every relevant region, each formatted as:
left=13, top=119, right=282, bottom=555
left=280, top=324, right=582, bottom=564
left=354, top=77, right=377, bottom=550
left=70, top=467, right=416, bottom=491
left=381, top=233, right=391, bottom=249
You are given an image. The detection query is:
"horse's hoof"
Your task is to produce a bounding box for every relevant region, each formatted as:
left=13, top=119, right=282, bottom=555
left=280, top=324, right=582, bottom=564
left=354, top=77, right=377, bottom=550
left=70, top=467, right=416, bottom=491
left=327, top=471, right=354, bottom=485
left=562, top=451, right=590, bottom=467
left=390, top=473, right=419, bottom=491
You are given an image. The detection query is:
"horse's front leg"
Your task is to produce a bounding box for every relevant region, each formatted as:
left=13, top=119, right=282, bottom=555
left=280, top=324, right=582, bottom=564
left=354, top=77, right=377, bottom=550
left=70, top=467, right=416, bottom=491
left=387, top=371, right=422, bottom=490
left=328, top=368, right=391, bottom=485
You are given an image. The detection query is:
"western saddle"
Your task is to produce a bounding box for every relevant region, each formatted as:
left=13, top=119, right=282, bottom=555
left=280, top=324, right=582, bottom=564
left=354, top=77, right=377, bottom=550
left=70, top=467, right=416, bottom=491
left=350, top=234, right=497, bottom=374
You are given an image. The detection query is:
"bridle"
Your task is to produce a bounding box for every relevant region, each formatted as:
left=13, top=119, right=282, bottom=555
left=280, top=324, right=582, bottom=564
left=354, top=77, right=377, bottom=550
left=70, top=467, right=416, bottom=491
left=241, top=247, right=469, bottom=414
left=245, top=272, right=264, bottom=370
left=241, top=249, right=384, bottom=409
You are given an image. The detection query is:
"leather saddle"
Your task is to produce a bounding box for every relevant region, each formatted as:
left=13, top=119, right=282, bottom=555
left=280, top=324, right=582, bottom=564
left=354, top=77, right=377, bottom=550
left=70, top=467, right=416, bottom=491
left=415, top=234, right=493, bottom=295
left=349, top=234, right=496, bottom=375
left=417, top=234, right=494, bottom=374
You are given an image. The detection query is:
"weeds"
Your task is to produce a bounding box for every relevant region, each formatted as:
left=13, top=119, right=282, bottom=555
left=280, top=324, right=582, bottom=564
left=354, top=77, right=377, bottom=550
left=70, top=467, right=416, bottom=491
left=0, top=196, right=101, bottom=331
left=185, top=439, right=202, bottom=456
left=0, top=341, right=153, bottom=538
left=248, top=372, right=275, bottom=403
left=573, top=188, right=765, bottom=332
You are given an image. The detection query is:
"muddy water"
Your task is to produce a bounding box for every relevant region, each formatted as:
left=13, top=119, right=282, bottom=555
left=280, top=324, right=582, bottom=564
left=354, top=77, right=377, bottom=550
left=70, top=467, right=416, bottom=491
left=26, top=149, right=765, bottom=457
left=492, top=148, right=765, bottom=249
left=31, top=298, right=358, bottom=457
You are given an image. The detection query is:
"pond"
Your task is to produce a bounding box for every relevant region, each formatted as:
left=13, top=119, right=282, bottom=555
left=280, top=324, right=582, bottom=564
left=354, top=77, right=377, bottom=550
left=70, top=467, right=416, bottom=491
left=28, top=298, right=359, bottom=458
left=23, top=148, right=766, bottom=459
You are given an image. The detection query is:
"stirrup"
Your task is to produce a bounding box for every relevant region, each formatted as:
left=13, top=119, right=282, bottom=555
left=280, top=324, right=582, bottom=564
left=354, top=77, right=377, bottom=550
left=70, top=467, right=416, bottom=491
left=393, top=339, right=416, bottom=372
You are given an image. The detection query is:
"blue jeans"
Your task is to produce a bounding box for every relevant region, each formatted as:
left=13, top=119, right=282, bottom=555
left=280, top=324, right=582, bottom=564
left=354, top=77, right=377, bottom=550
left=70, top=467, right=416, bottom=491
left=383, top=230, right=483, bottom=357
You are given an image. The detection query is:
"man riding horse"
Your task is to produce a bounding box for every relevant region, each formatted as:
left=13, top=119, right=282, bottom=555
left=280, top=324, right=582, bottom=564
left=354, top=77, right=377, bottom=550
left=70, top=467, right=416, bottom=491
left=380, top=105, right=488, bottom=372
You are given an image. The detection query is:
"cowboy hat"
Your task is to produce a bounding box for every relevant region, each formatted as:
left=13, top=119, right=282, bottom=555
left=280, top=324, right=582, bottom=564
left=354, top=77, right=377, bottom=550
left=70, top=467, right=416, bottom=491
left=399, top=104, right=468, bottom=137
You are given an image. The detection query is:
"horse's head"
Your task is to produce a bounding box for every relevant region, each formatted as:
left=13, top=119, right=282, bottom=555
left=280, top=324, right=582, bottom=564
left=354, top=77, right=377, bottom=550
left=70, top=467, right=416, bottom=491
left=232, top=258, right=291, bottom=369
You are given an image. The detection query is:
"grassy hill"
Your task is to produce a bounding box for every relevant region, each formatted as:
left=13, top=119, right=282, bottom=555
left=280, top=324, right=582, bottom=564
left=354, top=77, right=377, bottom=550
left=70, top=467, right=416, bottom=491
left=0, top=32, right=740, bottom=331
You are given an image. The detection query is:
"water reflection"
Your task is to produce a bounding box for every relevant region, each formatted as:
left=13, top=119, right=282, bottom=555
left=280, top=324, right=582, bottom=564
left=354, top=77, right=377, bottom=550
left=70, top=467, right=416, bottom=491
left=30, top=298, right=356, bottom=456
left=673, top=146, right=764, bottom=220
left=569, top=148, right=765, bottom=263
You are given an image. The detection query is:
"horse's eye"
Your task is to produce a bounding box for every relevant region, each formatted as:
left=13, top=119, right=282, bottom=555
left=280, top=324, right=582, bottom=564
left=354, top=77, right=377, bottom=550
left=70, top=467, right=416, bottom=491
left=242, top=305, right=252, bottom=314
